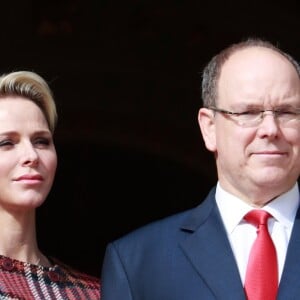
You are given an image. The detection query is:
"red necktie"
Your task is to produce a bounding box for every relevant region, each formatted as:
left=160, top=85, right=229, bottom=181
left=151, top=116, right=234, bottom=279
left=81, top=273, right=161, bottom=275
left=244, top=210, right=278, bottom=300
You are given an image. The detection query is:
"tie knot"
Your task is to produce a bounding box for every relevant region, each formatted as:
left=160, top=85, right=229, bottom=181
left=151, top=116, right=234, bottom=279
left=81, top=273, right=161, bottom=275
left=244, top=209, right=272, bottom=227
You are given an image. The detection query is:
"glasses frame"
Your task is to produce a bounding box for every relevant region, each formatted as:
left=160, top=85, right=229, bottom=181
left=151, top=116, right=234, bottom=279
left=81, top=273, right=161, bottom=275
left=207, top=106, right=300, bottom=127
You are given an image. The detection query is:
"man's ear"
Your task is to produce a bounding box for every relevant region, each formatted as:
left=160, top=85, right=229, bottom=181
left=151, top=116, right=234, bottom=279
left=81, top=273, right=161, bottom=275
left=198, top=107, right=217, bottom=152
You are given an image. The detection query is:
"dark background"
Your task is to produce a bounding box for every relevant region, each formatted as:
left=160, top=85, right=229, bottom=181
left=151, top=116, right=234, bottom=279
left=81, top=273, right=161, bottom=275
left=1, top=0, right=300, bottom=277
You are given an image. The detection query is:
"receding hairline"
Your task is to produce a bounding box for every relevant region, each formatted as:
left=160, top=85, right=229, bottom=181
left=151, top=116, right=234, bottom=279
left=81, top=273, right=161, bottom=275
left=201, top=38, right=300, bottom=107
left=220, top=43, right=300, bottom=80
left=228, top=44, right=295, bottom=62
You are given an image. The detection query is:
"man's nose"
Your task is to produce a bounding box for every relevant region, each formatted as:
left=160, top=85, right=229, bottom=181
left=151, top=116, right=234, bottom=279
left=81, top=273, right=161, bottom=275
left=257, top=110, right=280, bottom=138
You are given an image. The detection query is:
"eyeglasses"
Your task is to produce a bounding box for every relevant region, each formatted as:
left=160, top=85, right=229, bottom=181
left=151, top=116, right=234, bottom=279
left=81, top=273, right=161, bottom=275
left=208, top=106, right=300, bottom=127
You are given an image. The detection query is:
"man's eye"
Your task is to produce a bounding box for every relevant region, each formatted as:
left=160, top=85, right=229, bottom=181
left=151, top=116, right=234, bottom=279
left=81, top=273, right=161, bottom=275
left=0, top=140, right=14, bottom=147
left=277, top=111, right=296, bottom=115
left=239, top=111, right=260, bottom=116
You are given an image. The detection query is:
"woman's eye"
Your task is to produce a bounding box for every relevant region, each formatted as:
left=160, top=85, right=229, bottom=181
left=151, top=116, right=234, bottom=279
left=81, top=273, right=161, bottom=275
left=34, top=138, right=51, bottom=146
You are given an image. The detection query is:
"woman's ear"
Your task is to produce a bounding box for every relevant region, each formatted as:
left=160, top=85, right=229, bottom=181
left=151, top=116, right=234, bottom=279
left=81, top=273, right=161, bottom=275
left=198, top=107, right=217, bottom=152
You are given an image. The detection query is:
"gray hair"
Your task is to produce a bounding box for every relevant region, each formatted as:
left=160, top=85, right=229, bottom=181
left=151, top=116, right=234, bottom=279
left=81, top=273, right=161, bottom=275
left=201, top=38, right=300, bottom=107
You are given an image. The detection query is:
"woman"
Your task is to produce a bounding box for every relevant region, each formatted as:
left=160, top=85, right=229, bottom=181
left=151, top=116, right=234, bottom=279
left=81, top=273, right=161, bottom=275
left=0, top=71, right=100, bottom=299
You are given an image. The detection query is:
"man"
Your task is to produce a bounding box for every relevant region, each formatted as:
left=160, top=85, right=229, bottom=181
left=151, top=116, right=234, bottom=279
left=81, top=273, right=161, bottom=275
left=101, top=38, right=300, bottom=299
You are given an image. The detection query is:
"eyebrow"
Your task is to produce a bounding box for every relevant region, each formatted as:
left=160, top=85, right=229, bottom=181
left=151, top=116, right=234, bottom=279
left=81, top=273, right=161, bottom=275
left=0, top=130, right=52, bottom=136
left=232, top=103, right=300, bottom=111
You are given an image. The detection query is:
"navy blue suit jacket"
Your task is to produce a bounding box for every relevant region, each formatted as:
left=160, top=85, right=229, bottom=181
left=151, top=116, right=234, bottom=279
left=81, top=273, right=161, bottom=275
left=101, top=187, right=300, bottom=299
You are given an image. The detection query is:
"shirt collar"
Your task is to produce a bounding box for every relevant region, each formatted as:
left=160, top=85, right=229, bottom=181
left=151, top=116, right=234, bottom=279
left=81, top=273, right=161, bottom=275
left=216, top=182, right=299, bottom=234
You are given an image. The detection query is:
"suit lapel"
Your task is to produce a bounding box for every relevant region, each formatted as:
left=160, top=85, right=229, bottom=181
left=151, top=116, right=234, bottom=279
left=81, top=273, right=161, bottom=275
left=278, top=205, right=300, bottom=299
left=179, top=189, right=246, bottom=299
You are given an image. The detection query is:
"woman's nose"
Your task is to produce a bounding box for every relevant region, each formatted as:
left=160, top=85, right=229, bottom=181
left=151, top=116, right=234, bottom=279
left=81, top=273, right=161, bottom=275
left=21, top=145, right=39, bottom=166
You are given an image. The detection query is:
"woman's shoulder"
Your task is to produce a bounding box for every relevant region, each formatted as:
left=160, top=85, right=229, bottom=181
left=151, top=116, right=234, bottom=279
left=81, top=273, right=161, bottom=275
left=0, top=255, right=101, bottom=299
left=50, top=257, right=101, bottom=298
left=52, top=257, right=100, bottom=283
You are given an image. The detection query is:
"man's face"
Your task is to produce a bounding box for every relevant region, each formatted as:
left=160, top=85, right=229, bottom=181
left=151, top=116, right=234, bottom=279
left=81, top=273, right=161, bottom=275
left=199, top=47, right=300, bottom=205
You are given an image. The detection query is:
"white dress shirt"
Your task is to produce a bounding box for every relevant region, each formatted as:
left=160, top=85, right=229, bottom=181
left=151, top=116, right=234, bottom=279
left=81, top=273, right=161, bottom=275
left=215, top=182, right=299, bottom=284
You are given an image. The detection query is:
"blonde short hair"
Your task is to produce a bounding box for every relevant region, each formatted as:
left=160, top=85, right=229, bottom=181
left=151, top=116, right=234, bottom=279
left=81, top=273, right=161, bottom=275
left=0, top=71, right=57, bottom=133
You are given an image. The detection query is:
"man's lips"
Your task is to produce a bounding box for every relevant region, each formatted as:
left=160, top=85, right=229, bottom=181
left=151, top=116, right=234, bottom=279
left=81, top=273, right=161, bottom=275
left=250, top=151, right=287, bottom=160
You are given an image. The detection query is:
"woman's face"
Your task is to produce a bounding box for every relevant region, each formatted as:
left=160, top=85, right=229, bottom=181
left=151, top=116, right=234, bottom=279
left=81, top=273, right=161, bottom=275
left=0, top=96, right=57, bottom=212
